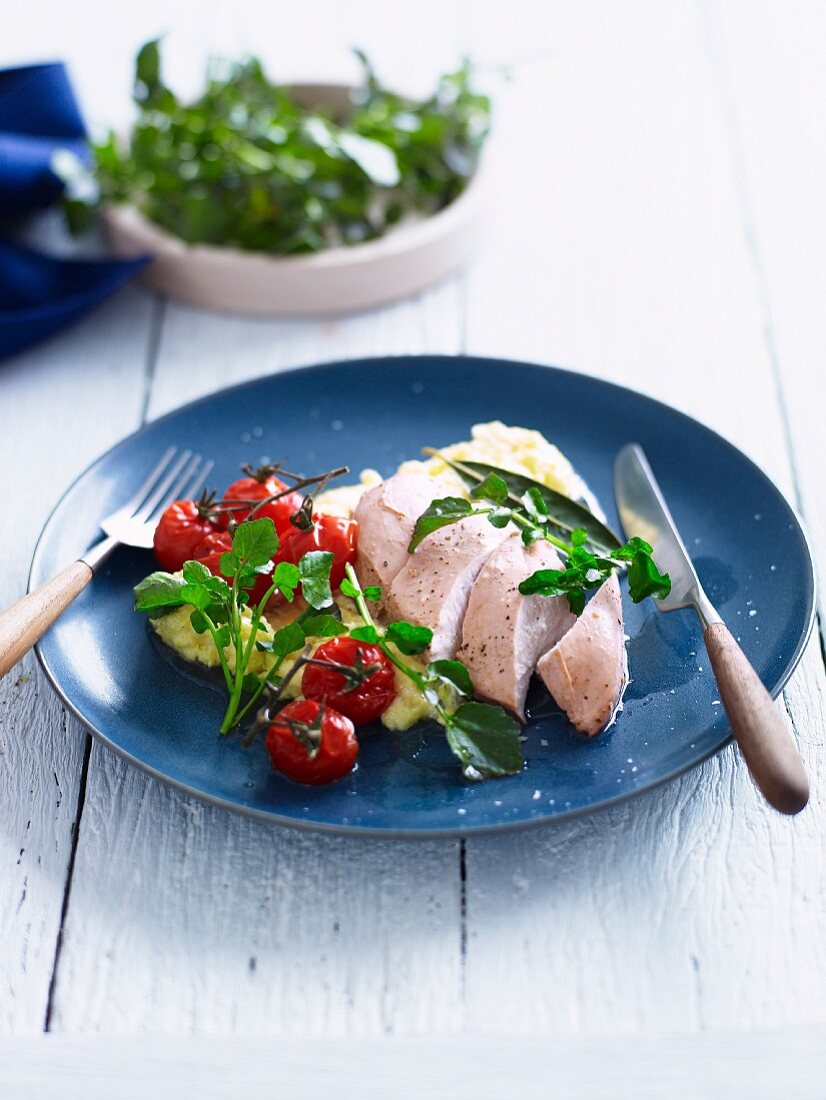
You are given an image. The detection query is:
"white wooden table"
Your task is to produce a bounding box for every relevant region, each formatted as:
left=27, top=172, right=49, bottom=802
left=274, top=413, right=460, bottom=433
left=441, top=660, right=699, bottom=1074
left=2, top=2, right=824, bottom=1093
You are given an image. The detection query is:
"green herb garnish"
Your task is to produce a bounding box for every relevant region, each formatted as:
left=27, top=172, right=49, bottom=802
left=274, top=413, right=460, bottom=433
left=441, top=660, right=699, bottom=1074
left=408, top=455, right=671, bottom=614
left=62, top=40, right=491, bottom=253
left=340, top=565, right=522, bottom=781
left=134, top=516, right=334, bottom=733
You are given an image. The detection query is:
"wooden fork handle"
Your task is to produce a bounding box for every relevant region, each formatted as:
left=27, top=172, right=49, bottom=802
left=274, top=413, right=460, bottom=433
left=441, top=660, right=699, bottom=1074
left=0, top=561, right=93, bottom=679
left=704, top=621, right=809, bottom=815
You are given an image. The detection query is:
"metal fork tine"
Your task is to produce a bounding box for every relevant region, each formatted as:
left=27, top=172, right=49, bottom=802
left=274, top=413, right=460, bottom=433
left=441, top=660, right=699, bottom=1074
left=118, top=445, right=178, bottom=518
left=144, top=452, right=204, bottom=525
left=132, top=449, right=193, bottom=523
left=184, top=458, right=214, bottom=502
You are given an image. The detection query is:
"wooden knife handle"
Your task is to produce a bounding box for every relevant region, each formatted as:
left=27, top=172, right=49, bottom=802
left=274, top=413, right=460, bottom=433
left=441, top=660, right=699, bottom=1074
left=0, top=561, right=93, bottom=679
left=704, top=621, right=809, bottom=815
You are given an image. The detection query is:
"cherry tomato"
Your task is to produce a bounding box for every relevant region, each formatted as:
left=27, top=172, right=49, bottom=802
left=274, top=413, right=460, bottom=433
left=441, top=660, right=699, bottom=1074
left=301, top=636, right=396, bottom=727
left=265, top=700, right=358, bottom=785
left=154, top=500, right=216, bottom=572
left=192, top=530, right=278, bottom=609
left=278, top=514, right=358, bottom=590
left=215, top=473, right=304, bottom=538
left=192, top=530, right=232, bottom=561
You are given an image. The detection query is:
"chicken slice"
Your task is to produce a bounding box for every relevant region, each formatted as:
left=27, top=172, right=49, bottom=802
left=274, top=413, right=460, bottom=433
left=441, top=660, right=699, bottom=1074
left=385, top=514, right=510, bottom=660
left=537, top=573, right=626, bottom=735
left=353, top=472, right=454, bottom=596
left=456, top=534, right=576, bottom=720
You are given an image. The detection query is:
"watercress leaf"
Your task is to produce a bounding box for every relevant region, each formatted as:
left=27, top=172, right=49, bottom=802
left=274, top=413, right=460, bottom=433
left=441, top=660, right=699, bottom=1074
left=521, top=486, right=548, bottom=520
left=231, top=517, right=279, bottom=567
left=272, top=560, right=301, bottom=600
left=337, top=130, right=400, bottom=187
left=242, top=673, right=262, bottom=694
left=189, top=609, right=209, bottom=634
left=302, top=614, right=348, bottom=638
left=363, top=586, right=382, bottom=602
left=203, top=574, right=231, bottom=597
left=272, top=620, right=307, bottom=659
left=215, top=624, right=231, bottom=648
left=437, top=456, right=622, bottom=555
left=443, top=702, right=523, bottom=780
left=350, top=625, right=381, bottom=644
left=408, top=497, right=474, bottom=552
left=470, top=472, right=509, bottom=505
left=182, top=559, right=212, bottom=585
left=626, top=550, right=671, bottom=603
left=219, top=551, right=240, bottom=577
left=385, top=620, right=433, bottom=655
left=340, top=576, right=359, bottom=599
left=487, top=507, right=513, bottom=529
left=299, top=550, right=334, bottom=608
left=571, top=527, right=588, bottom=547
left=134, top=571, right=186, bottom=612
left=517, top=568, right=568, bottom=597
left=427, top=659, right=473, bottom=698
left=179, top=583, right=212, bottom=610
left=134, top=39, right=161, bottom=103
left=234, top=564, right=259, bottom=591
left=613, top=536, right=654, bottom=561
left=564, top=588, right=586, bottom=616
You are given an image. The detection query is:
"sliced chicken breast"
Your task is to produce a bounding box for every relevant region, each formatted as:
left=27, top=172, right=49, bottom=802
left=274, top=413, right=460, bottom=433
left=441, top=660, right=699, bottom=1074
left=353, top=472, right=454, bottom=596
left=385, top=514, right=510, bottom=660
left=537, top=573, right=626, bottom=736
left=456, top=534, right=576, bottom=720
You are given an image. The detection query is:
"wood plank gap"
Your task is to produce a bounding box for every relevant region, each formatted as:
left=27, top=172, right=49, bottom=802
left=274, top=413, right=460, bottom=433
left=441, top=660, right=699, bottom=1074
left=138, top=296, right=167, bottom=427
left=42, top=734, right=92, bottom=1033
left=459, top=838, right=468, bottom=996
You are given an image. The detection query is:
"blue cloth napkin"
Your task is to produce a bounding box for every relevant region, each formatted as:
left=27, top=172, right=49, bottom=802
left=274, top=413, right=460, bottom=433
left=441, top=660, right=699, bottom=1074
left=0, top=62, right=147, bottom=359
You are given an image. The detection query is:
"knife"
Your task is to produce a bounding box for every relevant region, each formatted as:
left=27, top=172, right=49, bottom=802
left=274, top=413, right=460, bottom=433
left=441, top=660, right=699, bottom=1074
left=614, top=443, right=809, bottom=815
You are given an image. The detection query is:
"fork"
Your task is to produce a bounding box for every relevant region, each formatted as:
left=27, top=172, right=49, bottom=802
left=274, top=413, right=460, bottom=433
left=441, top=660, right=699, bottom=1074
left=0, top=446, right=214, bottom=679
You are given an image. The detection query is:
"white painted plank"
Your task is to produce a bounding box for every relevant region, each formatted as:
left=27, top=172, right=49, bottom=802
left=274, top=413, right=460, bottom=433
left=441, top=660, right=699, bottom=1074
left=2, top=1029, right=825, bottom=1100
left=0, top=288, right=154, bottom=1032
left=144, top=282, right=466, bottom=416
left=48, top=281, right=468, bottom=1033
left=460, top=0, right=826, bottom=1033
left=704, top=0, right=826, bottom=618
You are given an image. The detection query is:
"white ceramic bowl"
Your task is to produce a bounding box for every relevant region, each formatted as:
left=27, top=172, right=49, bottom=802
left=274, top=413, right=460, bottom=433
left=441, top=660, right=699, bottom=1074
left=102, top=83, right=486, bottom=316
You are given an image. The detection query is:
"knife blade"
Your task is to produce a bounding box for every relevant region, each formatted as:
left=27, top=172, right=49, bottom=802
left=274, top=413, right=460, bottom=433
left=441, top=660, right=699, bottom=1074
left=613, top=442, right=808, bottom=815
left=613, top=442, right=720, bottom=624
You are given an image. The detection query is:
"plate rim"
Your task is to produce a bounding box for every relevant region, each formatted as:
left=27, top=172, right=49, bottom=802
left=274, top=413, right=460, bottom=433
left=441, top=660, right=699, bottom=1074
left=29, top=354, right=818, bottom=838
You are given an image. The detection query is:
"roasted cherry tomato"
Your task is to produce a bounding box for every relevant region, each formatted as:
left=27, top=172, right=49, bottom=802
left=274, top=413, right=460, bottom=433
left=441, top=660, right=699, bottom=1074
left=301, top=636, right=396, bottom=727
left=265, top=699, right=358, bottom=785
left=191, top=530, right=233, bottom=561
left=193, top=530, right=278, bottom=608
left=215, top=471, right=304, bottom=538
left=278, top=514, right=358, bottom=590
left=153, top=500, right=216, bottom=572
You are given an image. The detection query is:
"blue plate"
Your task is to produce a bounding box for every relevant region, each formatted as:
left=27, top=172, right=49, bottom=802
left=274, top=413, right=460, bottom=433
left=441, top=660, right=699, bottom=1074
left=31, top=357, right=815, bottom=836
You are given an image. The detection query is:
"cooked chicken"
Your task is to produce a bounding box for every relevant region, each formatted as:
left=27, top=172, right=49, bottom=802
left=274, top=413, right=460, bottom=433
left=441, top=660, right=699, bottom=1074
left=385, top=514, right=510, bottom=660
left=537, top=573, right=626, bottom=735
left=353, top=472, right=454, bottom=597
left=456, top=534, right=576, bottom=719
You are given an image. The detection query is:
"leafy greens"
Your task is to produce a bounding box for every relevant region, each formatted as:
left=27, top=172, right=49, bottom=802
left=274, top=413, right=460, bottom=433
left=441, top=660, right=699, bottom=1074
left=62, top=40, right=491, bottom=255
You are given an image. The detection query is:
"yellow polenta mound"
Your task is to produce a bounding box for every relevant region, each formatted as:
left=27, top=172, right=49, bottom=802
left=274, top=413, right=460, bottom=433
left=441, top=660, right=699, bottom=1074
left=151, top=593, right=434, bottom=730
